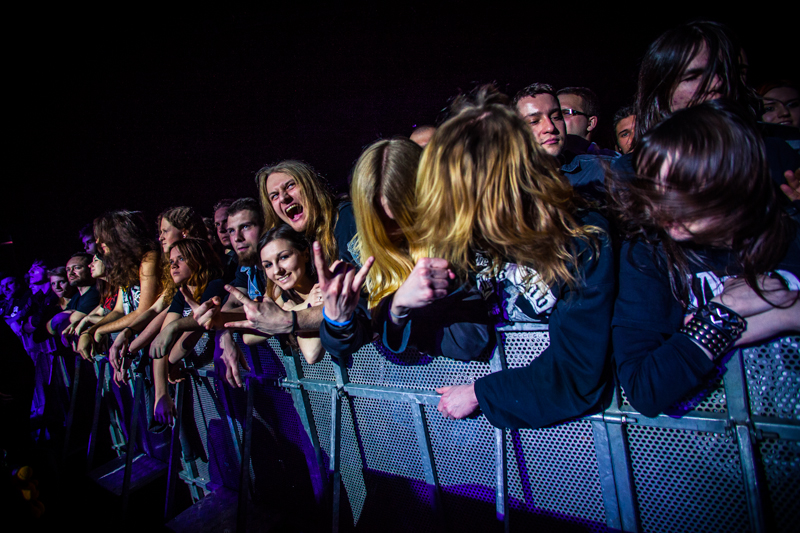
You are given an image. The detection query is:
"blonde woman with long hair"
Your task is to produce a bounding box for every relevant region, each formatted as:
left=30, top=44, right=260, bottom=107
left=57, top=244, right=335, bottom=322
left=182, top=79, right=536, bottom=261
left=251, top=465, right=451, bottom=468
left=426, top=87, right=615, bottom=429
left=317, top=137, right=493, bottom=361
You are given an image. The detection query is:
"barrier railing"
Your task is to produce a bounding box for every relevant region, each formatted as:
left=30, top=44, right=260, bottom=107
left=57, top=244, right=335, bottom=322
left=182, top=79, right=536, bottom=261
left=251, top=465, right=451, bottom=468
left=83, top=330, right=799, bottom=532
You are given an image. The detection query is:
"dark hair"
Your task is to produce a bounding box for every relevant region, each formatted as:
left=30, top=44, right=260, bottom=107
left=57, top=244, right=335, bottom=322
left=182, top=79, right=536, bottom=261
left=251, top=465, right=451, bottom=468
left=227, top=197, right=265, bottom=228
left=635, top=21, right=755, bottom=144
left=512, top=82, right=557, bottom=107
left=47, top=266, right=67, bottom=279
left=69, top=252, right=92, bottom=266
left=213, top=198, right=234, bottom=214
left=29, top=260, right=47, bottom=273
left=163, top=238, right=223, bottom=303
left=79, top=223, right=94, bottom=241
left=610, top=100, right=794, bottom=303
left=94, top=210, right=160, bottom=288
left=557, top=87, right=599, bottom=117
left=90, top=253, right=115, bottom=301
left=257, top=224, right=316, bottom=300
left=613, top=105, right=635, bottom=129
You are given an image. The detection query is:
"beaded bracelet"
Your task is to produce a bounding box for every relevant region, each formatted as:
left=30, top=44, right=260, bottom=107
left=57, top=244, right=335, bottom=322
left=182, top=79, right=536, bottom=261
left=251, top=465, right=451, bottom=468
left=678, top=302, right=746, bottom=359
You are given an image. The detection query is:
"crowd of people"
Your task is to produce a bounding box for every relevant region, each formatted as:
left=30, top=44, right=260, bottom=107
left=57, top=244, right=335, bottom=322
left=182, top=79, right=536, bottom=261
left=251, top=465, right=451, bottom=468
left=2, top=20, right=799, bottom=468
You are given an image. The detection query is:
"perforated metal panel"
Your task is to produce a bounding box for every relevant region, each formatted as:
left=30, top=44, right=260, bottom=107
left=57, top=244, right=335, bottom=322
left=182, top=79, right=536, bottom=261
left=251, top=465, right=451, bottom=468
left=338, top=395, right=368, bottom=524
left=743, top=335, right=800, bottom=420
left=423, top=403, right=497, bottom=531
left=503, top=331, right=550, bottom=368
left=307, top=390, right=332, bottom=473
left=628, top=425, right=749, bottom=533
left=346, top=397, right=438, bottom=532
left=508, top=422, right=606, bottom=531
left=190, top=372, right=244, bottom=490
left=298, top=351, right=337, bottom=382
left=346, top=342, right=492, bottom=389
left=758, top=438, right=800, bottom=533
left=134, top=321, right=797, bottom=532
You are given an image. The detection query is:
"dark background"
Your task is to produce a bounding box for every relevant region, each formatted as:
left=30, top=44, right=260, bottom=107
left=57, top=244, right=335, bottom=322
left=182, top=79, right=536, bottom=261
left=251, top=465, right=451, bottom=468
left=3, top=5, right=796, bottom=273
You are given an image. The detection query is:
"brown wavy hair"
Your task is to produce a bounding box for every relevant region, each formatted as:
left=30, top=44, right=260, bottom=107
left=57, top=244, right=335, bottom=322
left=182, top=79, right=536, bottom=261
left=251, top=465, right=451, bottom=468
left=162, top=238, right=223, bottom=304
left=609, top=99, right=795, bottom=304
left=255, top=160, right=339, bottom=264
left=157, top=206, right=208, bottom=299
left=414, top=85, right=600, bottom=290
left=94, top=211, right=161, bottom=290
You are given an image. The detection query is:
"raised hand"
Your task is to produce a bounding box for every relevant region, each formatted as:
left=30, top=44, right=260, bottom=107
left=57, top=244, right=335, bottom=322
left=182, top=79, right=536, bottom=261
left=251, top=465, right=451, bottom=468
left=182, top=287, right=223, bottom=330
left=780, top=168, right=800, bottom=202
left=313, top=241, right=373, bottom=323
left=390, top=258, right=455, bottom=322
left=222, top=286, right=292, bottom=335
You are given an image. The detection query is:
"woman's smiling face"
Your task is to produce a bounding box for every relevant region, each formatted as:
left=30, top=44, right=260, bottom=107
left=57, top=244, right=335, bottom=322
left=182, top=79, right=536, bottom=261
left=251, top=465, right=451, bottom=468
left=260, top=239, right=309, bottom=292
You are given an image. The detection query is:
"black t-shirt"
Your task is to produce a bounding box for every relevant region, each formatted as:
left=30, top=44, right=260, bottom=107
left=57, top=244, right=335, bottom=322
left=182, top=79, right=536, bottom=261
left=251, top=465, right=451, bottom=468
left=168, top=279, right=228, bottom=315
left=65, top=285, right=101, bottom=314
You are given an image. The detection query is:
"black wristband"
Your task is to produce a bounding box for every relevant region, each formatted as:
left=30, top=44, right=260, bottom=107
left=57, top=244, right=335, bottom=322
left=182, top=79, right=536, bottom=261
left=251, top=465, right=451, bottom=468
left=291, top=310, right=298, bottom=335
left=679, top=302, right=747, bottom=359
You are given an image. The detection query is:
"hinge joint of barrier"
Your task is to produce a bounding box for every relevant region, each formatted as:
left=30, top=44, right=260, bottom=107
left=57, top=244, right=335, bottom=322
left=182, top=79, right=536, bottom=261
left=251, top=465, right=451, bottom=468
left=603, top=412, right=636, bottom=425
left=278, top=377, right=301, bottom=390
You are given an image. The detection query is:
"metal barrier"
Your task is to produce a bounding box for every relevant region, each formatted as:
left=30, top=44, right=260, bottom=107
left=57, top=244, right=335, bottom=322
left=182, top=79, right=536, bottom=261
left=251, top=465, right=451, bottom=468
left=82, top=329, right=799, bottom=532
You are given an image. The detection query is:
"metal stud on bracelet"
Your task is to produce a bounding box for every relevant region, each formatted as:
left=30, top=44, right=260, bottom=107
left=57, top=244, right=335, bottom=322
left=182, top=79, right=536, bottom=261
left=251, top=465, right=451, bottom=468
left=679, top=302, right=746, bottom=359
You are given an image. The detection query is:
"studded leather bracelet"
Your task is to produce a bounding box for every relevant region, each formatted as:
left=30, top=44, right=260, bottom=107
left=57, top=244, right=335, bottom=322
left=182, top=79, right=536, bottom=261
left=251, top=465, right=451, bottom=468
left=678, top=302, right=747, bottom=359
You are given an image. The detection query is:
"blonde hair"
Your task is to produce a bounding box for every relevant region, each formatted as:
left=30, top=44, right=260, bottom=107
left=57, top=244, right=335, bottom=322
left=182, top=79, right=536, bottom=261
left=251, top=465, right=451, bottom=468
left=256, top=160, right=339, bottom=264
left=414, top=86, right=599, bottom=290
left=351, top=138, right=423, bottom=308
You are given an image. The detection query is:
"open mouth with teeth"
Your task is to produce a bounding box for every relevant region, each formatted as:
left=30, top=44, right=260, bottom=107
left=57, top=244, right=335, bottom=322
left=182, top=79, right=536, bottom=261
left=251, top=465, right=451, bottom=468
left=285, top=203, right=304, bottom=222
left=276, top=273, right=294, bottom=287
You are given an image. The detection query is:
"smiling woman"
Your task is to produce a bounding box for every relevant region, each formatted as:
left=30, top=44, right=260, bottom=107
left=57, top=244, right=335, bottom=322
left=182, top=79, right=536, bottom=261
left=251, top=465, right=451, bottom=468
left=242, top=224, right=324, bottom=365
left=758, top=81, right=800, bottom=129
